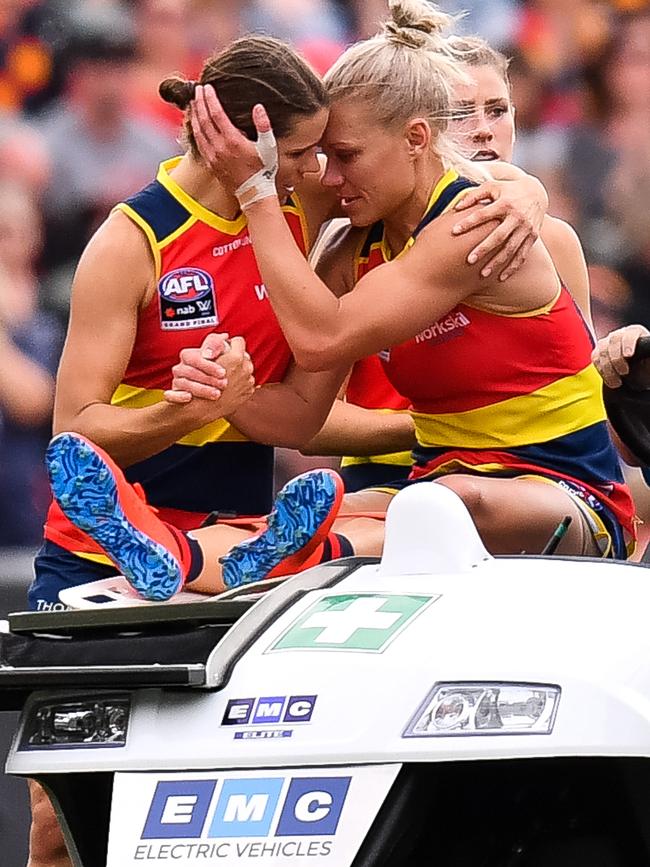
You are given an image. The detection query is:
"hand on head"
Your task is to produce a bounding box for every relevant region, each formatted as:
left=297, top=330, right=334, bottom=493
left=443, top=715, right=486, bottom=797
left=190, top=85, right=277, bottom=208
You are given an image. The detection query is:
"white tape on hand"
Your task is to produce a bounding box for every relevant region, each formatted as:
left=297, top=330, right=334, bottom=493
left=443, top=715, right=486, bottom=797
left=235, top=127, right=279, bottom=211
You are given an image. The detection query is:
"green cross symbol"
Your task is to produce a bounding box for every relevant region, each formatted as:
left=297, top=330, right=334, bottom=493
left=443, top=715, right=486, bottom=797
left=270, top=593, right=436, bottom=653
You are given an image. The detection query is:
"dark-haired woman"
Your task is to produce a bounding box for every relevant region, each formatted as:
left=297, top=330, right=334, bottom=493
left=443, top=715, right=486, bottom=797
left=27, top=29, right=542, bottom=864
left=30, top=36, right=344, bottom=615
left=26, top=35, right=345, bottom=867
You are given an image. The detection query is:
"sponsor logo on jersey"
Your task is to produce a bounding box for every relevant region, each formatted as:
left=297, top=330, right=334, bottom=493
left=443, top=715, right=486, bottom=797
left=158, top=267, right=218, bottom=330
left=414, top=310, right=470, bottom=345
left=213, top=236, right=252, bottom=257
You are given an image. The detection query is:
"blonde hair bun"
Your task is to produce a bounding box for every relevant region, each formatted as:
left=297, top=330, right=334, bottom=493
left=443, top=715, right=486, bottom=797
left=384, top=0, right=454, bottom=47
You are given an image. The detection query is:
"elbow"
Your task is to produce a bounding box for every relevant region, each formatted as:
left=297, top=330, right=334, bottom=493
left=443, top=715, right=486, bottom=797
left=293, top=341, right=341, bottom=373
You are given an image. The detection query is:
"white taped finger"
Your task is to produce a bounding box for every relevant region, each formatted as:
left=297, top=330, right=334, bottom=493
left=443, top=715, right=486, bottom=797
left=235, top=125, right=278, bottom=210
left=255, top=129, right=278, bottom=178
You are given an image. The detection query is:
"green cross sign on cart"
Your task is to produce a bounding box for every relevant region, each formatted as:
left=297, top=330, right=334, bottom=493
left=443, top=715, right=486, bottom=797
left=269, top=593, right=438, bottom=653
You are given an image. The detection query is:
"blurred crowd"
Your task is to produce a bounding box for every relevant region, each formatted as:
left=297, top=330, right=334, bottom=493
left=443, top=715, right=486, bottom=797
left=1, top=0, right=650, bottom=549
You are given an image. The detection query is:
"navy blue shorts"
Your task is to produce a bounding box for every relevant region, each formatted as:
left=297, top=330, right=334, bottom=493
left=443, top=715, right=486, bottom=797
left=29, top=540, right=119, bottom=611
left=340, top=462, right=410, bottom=493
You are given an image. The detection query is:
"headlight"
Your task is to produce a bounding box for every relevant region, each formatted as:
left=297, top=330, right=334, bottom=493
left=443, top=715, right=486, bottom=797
left=21, top=695, right=130, bottom=749
left=403, top=682, right=560, bottom=737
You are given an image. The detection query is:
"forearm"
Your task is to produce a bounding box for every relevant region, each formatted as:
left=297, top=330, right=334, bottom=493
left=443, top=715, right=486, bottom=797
left=54, top=399, right=224, bottom=468
left=301, top=400, right=415, bottom=456
left=246, top=199, right=343, bottom=362
left=229, top=376, right=342, bottom=449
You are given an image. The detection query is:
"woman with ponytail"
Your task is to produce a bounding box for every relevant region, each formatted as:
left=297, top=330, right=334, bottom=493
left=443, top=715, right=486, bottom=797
left=26, top=35, right=342, bottom=867
left=182, top=0, right=635, bottom=568
left=28, top=22, right=553, bottom=865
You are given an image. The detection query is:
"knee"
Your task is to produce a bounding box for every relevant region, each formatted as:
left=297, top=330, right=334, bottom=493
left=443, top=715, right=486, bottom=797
left=28, top=781, right=71, bottom=867
left=435, top=475, right=484, bottom=517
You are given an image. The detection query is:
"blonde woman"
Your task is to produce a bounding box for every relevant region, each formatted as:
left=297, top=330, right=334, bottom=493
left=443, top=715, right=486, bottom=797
left=42, top=1, right=629, bottom=613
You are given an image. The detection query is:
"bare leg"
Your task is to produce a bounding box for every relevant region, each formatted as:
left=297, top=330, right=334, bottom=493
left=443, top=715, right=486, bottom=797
left=331, top=489, right=395, bottom=556
left=185, top=524, right=255, bottom=594
left=27, top=780, right=72, bottom=867
left=435, top=475, right=601, bottom=556
left=329, top=476, right=601, bottom=558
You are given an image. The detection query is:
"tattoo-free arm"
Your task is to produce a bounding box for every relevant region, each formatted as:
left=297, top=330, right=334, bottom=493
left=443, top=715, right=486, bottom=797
left=301, top=398, right=415, bottom=456
left=54, top=213, right=252, bottom=467
left=228, top=362, right=346, bottom=448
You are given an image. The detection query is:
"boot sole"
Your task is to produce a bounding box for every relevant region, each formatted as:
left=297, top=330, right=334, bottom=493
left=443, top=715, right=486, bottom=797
left=46, top=433, right=183, bottom=601
left=220, top=470, right=341, bottom=588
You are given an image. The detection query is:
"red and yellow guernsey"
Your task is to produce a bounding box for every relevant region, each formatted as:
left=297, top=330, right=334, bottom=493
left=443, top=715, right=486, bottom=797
left=45, top=157, right=309, bottom=561
left=340, top=222, right=413, bottom=475
left=367, top=170, right=636, bottom=542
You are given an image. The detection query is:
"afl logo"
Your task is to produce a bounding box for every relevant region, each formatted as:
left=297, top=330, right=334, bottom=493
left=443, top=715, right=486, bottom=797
left=159, top=267, right=214, bottom=301
left=158, top=267, right=218, bottom=330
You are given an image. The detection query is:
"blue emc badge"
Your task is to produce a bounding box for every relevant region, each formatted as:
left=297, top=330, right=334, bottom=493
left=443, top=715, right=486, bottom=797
left=141, top=775, right=350, bottom=840
left=222, top=695, right=317, bottom=727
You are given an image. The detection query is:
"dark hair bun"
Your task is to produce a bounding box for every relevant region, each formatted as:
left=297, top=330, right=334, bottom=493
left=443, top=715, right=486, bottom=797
left=159, top=76, right=196, bottom=110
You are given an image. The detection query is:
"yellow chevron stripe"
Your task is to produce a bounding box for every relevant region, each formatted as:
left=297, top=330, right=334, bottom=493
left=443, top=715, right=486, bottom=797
left=412, top=364, right=606, bottom=449
left=73, top=550, right=113, bottom=566
left=114, top=203, right=162, bottom=280
left=156, top=158, right=248, bottom=235
left=341, top=450, right=413, bottom=468
left=111, top=383, right=248, bottom=445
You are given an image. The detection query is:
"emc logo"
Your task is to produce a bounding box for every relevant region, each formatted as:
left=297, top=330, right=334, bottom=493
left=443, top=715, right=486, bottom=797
left=222, top=695, right=316, bottom=726
left=141, top=776, right=350, bottom=839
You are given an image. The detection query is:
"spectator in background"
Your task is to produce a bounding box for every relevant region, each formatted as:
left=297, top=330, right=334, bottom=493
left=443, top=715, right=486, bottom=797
left=508, top=48, right=572, bottom=211
left=0, top=111, right=50, bottom=195
left=131, top=0, right=201, bottom=136
left=187, top=0, right=245, bottom=59
left=37, top=26, right=176, bottom=313
left=602, top=12, right=650, bottom=326
left=0, top=0, right=61, bottom=113
left=245, top=0, right=349, bottom=44
left=0, top=181, right=63, bottom=547
left=588, top=264, right=632, bottom=338
left=438, top=0, right=521, bottom=49
left=244, top=0, right=349, bottom=74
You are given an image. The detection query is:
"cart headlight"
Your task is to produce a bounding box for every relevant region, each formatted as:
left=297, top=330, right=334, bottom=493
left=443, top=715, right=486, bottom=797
left=403, top=682, right=560, bottom=737
left=21, top=695, right=130, bottom=748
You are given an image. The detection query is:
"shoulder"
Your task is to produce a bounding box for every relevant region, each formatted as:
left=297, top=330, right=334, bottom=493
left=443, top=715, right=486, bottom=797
left=74, top=210, right=156, bottom=307
left=542, top=215, right=582, bottom=250
left=84, top=209, right=154, bottom=263
left=404, top=203, right=495, bottom=284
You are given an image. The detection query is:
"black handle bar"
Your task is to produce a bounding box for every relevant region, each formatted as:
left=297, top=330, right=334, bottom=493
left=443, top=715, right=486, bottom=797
left=603, top=334, right=650, bottom=464
left=630, top=335, right=650, bottom=365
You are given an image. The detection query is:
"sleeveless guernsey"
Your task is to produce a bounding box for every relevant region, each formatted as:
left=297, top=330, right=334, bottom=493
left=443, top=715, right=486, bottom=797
left=363, top=169, right=636, bottom=539
left=44, top=157, right=309, bottom=560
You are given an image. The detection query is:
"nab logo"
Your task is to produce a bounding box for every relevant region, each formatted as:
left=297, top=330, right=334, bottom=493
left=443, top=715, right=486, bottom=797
left=141, top=776, right=350, bottom=839
left=159, top=267, right=214, bottom=301
left=222, top=695, right=317, bottom=726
